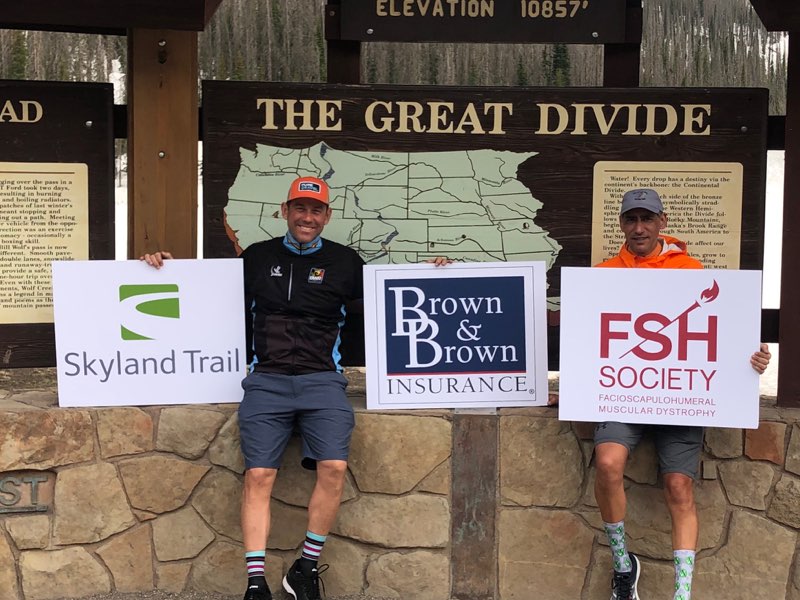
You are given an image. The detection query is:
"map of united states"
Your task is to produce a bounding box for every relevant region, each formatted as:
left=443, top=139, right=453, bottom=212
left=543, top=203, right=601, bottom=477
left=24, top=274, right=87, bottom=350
left=224, top=142, right=561, bottom=267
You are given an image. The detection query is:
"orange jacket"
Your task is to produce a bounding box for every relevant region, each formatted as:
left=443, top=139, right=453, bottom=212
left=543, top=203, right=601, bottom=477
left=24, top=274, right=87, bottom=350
left=596, top=235, right=703, bottom=269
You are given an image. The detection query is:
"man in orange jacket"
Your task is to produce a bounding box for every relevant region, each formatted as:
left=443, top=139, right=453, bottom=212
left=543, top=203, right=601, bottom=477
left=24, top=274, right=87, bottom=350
left=593, top=188, right=771, bottom=600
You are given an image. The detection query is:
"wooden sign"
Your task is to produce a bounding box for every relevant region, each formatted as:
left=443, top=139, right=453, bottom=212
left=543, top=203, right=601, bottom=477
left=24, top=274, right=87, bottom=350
left=0, top=0, right=222, bottom=34
left=330, top=0, right=628, bottom=43
left=202, top=82, right=768, bottom=365
left=0, top=81, right=114, bottom=368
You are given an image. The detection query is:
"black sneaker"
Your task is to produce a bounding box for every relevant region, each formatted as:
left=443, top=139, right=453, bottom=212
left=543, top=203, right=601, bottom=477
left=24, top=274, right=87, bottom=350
left=610, top=553, right=640, bottom=600
left=242, top=578, right=272, bottom=600
left=282, top=559, right=328, bottom=600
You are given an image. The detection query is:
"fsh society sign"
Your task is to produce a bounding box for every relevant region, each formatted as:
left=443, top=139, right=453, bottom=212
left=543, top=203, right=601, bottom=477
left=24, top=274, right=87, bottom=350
left=364, top=262, right=548, bottom=409
left=558, top=268, right=762, bottom=428
left=52, top=259, right=246, bottom=407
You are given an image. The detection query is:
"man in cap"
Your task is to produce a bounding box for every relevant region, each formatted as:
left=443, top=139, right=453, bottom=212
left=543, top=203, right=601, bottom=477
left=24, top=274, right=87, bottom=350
left=144, top=176, right=448, bottom=600
left=234, top=175, right=365, bottom=600
left=592, top=188, right=771, bottom=600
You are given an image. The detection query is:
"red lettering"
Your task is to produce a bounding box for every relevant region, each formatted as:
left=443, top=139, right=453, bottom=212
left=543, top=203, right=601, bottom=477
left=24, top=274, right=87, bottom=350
left=678, top=315, right=717, bottom=361
left=667, top=368, right=682, bottom=389
left=639, top=367, right=659, bottom=389
left=600, top=313, right=630, bottom=358
left=632, top=313, right=672, bottom=360
left=617, top=366, right=637, bottom=388
left=599, top=365, right=615, bottom=387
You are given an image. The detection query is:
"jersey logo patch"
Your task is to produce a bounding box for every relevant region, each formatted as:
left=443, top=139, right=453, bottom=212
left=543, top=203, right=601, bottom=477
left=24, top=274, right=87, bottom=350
left=308, top=268, right=325, bottom=284
left=270, top=266, right=282, bottom=277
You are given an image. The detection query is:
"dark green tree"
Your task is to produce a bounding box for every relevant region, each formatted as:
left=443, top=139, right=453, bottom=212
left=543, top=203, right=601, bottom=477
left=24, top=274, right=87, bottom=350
left=9, top=31, right=28, bottom=79
left=515, top=55, right=529, bottom=86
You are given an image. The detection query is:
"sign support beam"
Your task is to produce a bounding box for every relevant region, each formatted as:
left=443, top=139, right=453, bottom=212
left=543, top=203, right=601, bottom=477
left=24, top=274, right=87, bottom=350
left=778, top=32, right=800, bottom=408
left=128, top=28, right=198, bottom=259
left=326, top=1, right=361, bottom=84
left=602, top=0, right=642, bottom=87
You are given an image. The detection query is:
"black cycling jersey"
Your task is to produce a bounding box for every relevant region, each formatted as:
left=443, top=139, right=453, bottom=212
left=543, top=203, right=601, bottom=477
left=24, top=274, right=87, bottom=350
left=242, top=236, right=365, bottom=375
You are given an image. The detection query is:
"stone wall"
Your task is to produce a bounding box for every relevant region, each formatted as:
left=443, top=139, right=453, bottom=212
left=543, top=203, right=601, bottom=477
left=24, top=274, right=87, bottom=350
left=0, top=368, right=799, bottom=600
left=497, top=407, right=800, bottom=599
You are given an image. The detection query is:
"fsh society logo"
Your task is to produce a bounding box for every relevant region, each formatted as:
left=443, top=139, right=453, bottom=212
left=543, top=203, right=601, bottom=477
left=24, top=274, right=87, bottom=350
left=119, top=284, right=180, bottom=341
left=598, top=280, right=719, bottom=392
left=385, top=276, right=526, bottom=376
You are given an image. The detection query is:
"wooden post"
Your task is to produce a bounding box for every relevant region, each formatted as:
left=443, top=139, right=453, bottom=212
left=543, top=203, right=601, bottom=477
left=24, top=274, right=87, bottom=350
left=778, top=32, right=800, bottom=407
left=128, top=28, right=198, bottom=259
left=450, top=412, right=498, bottom=600
left=325, top=0, right=361, bottom=84
left=602, top=0, right=642, bottom=87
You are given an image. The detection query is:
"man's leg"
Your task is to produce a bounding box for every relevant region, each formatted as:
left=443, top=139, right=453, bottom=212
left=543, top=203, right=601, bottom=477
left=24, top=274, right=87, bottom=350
left=664, top=475, right=698, bottom=600
left=242, top=468, right=279, bottom=551
left=238, top=372, right=296, bottom=600
left=307, top=459, right=348, bottom=535
left=656, top=426, right=703, bottom=600
left=663, top=473, right=698, bottom=550
left=291, top=459, right=350, bottom=574
left=284, top=373, right=354, bottom=600
left=594, top=442, right=629, bottom=523
left=594, top=423, right=643, bottom=600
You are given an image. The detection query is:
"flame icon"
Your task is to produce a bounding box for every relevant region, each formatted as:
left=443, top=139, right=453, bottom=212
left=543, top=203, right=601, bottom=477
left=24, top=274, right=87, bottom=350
left=620, top=280, right=719, bottom=359
left=699, top=280, right=720, bottom=304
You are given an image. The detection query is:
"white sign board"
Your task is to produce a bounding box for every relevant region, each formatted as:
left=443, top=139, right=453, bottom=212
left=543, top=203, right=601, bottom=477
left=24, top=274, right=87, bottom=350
left=364, top=262, right=549, bottom=409
left=558, top=267, right=762, bottom=428
left=52, top=259, right=246, bottom=407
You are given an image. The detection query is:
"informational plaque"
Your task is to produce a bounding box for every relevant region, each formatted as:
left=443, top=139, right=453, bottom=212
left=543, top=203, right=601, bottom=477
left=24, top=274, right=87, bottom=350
left=0, top=162, right=89, bottom=323
left=0, top=80, right=113, bottom=368
left=592, top=161, right=743, bottom=268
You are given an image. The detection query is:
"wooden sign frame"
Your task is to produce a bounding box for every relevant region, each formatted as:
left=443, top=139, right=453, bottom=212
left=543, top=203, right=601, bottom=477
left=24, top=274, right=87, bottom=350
left=0, top=81, right=114, bottom=368
left=201, top=82, right=768, bottom=367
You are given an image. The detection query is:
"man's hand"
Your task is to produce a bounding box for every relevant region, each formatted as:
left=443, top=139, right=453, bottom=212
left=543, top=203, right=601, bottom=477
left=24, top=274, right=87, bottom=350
left=427, top=256, right=452, bottom=267
left=750, top=343, right=771, bottom=374
left=139, top=251, right=173, bottom=269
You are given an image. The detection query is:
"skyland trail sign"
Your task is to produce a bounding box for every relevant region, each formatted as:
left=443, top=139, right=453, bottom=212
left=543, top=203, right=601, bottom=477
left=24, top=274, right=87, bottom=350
left=51, top=259, right=246, bottom=407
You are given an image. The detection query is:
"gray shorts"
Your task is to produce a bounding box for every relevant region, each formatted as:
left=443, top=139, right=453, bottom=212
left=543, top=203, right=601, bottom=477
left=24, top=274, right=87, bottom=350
left=594, top=422, right=704, bottom=478
left=238, top=371, right=355, bottom=471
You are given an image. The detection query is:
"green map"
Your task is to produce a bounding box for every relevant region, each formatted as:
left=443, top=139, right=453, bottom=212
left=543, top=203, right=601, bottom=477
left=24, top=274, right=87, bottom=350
left=224, top=142, right=561, bottom=267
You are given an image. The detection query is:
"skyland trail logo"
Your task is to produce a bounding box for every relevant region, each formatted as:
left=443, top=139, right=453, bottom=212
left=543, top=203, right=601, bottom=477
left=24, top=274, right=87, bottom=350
left=385, top=276, right=528, bottom=396
left=596, top=280, right=720, bottom=418
left=119, top=284, right=180, bottom=341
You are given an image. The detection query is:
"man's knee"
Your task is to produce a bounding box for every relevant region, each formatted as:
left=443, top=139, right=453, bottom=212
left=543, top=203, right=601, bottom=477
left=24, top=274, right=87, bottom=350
left=594, top=444, right=627, bottom=484
left=244, top=467, right=278, bottom=492
left=663, top=474, right=695, bottom=509
left=316, top=460, right=348, bottom=487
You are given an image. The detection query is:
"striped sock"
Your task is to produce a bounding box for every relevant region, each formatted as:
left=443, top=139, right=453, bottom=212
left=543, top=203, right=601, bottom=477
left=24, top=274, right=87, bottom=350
left=245, top=550, right=266, bottom=580
left=299, top=531, right=327, bottom=571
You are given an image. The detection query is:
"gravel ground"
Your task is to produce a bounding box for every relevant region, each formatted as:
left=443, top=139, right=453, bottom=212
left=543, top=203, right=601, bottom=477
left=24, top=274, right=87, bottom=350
left=66, top=592, right=393, bottom=600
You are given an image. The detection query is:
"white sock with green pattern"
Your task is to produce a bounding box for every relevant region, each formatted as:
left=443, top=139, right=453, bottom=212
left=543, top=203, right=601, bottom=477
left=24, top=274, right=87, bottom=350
left=604, top=520, right=632, bottom=573
left=673, top=549, right=695, bottom=600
